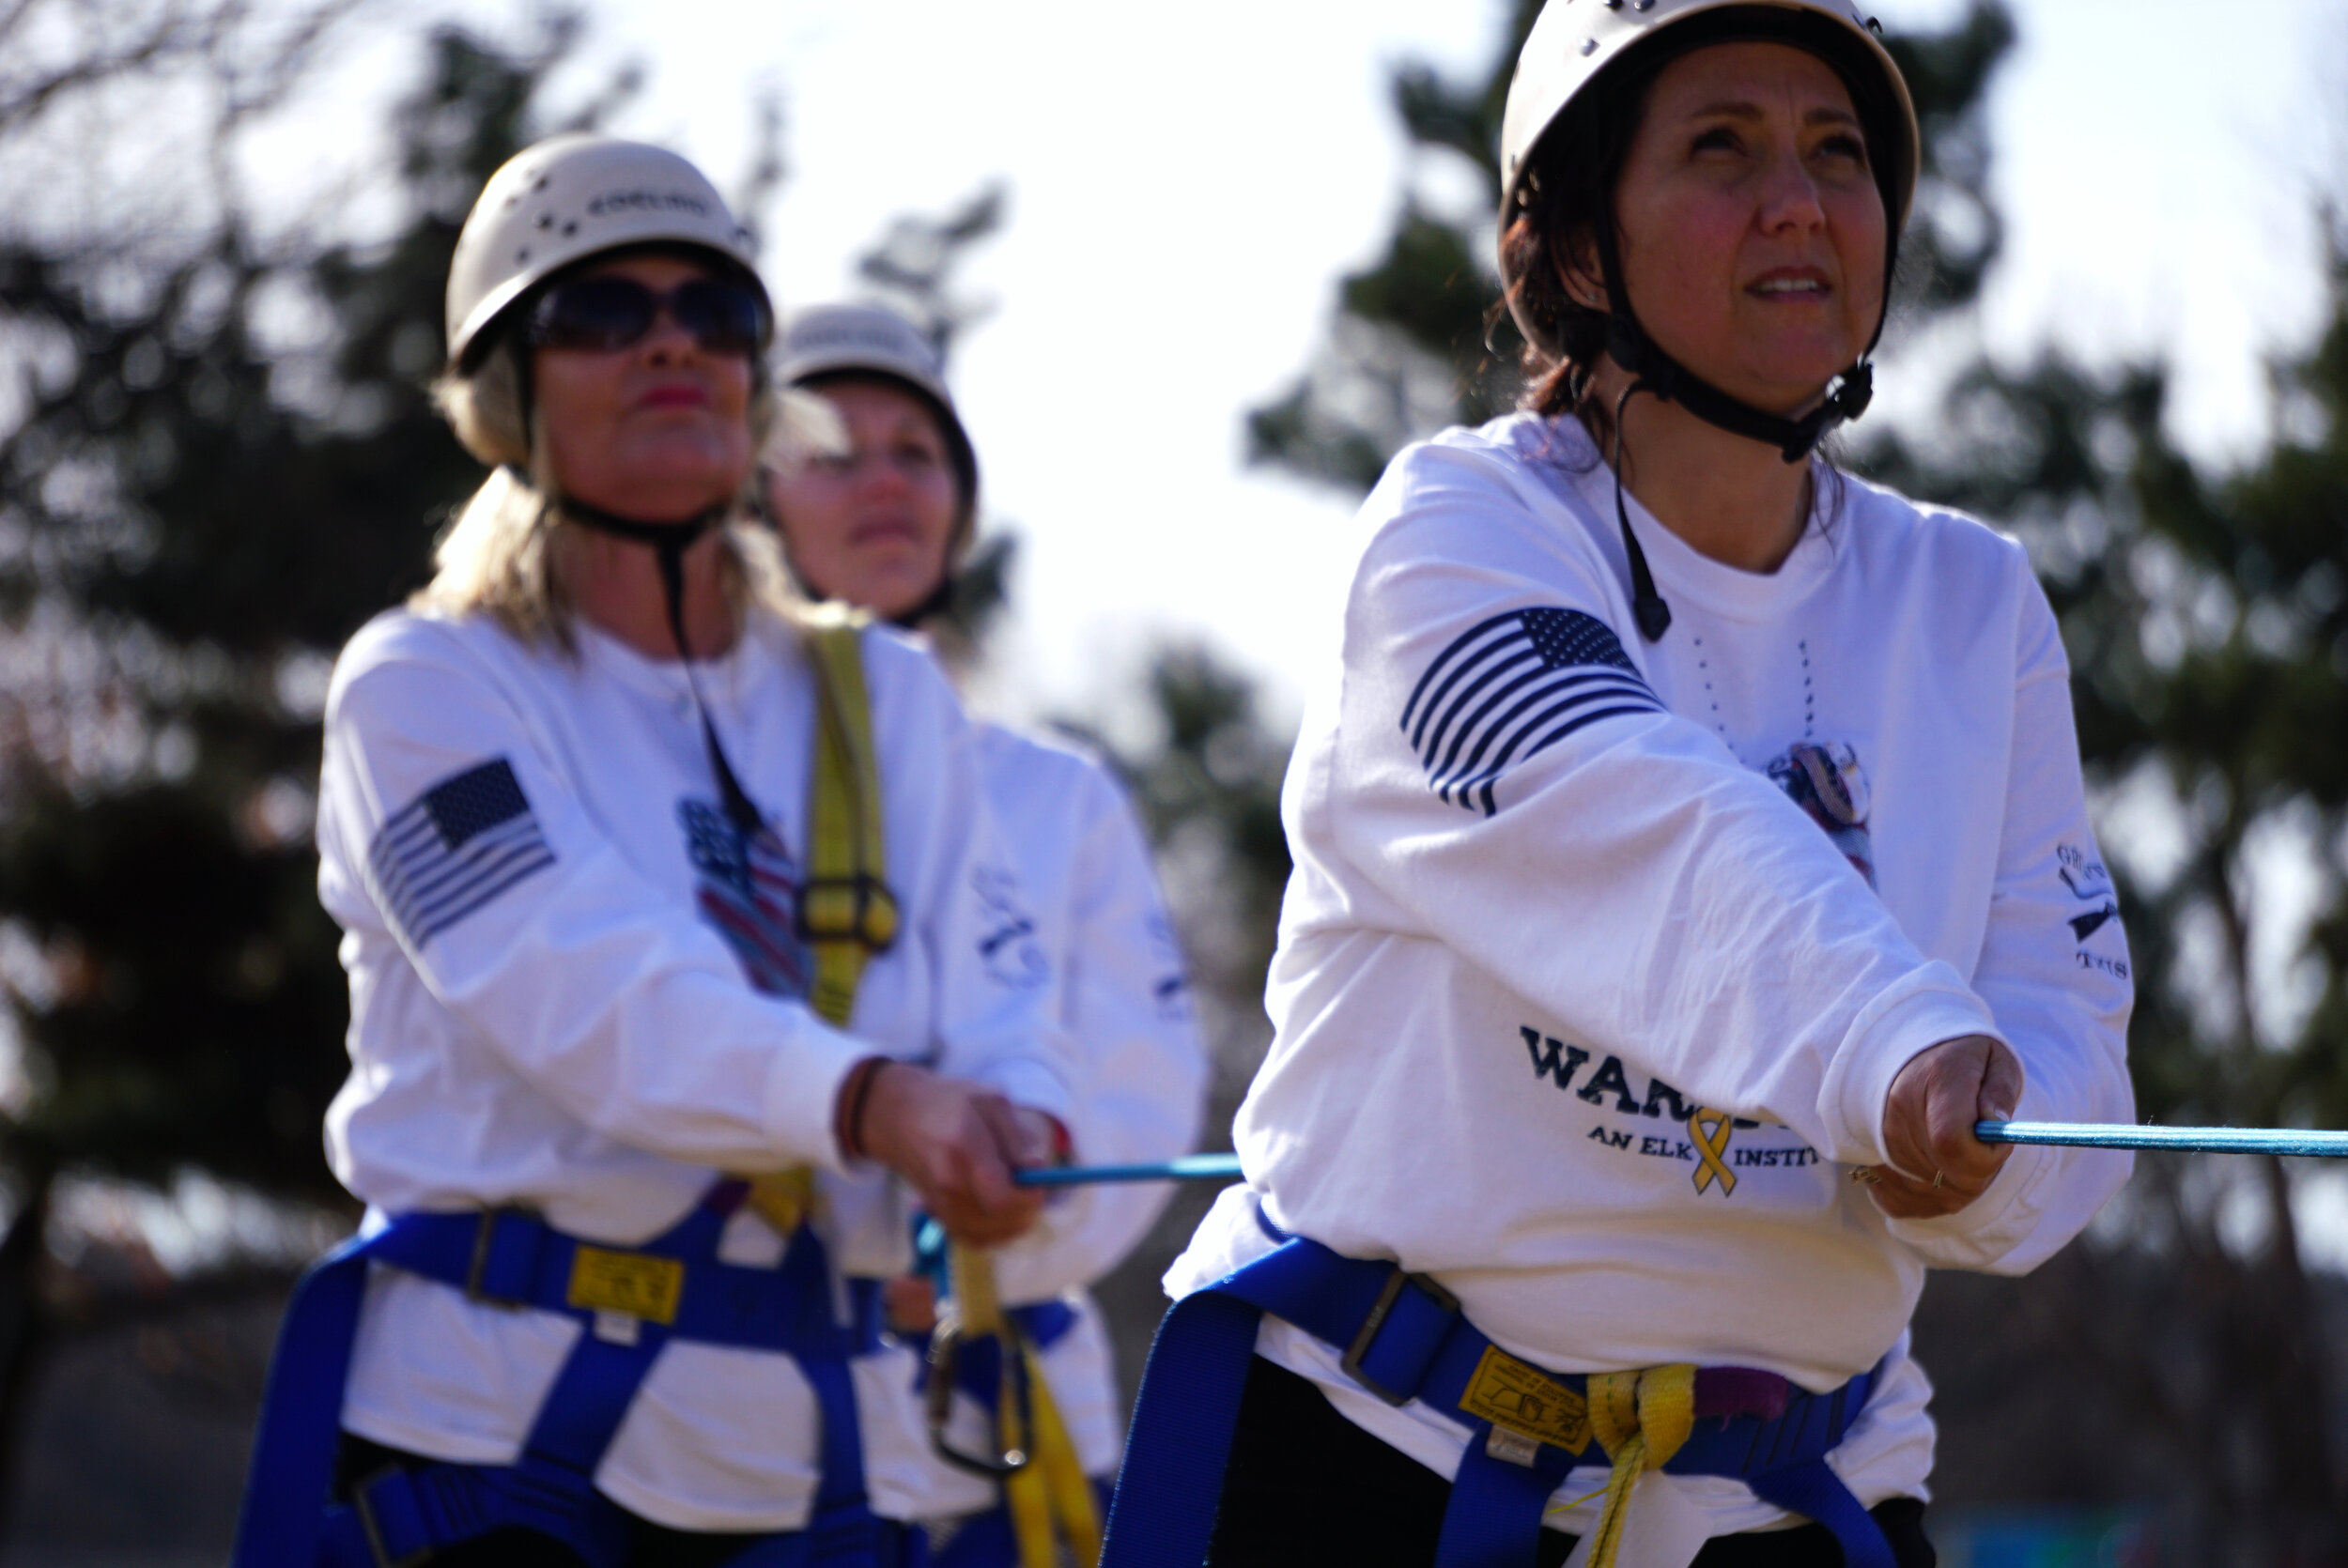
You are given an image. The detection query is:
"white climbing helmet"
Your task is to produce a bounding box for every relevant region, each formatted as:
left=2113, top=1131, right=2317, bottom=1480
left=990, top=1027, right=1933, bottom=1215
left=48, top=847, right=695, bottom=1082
left=780, top=304, right=956, bottom=417
left=444, top=133, right=767, bottom=373
left=778, top=303, right=981, bottom=536
left=1497, top=0, right=1921, bottom=358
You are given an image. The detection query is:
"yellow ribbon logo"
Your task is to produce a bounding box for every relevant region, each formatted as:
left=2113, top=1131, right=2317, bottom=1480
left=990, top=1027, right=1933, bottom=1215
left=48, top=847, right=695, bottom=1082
left=1688, top=1108, right=1738, bottom=1196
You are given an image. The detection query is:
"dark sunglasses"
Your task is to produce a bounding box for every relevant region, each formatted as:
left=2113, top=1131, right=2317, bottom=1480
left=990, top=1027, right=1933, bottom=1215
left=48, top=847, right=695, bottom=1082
left=526, top=274, right=771, bottom=357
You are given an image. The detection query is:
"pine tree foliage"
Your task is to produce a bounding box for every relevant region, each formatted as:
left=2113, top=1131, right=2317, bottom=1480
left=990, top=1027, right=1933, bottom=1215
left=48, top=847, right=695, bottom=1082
left=1244, top=0, right=1540, bottom=493
left=0, top=6, right=610, bottom=1528
left=1115, top=645, right=1290, bottom=1069
left=0, top=23, right=582, bottom=1212
left=852, top=183, right=1007, bottom=366
left=1874, top=1, right=2012, bottom=315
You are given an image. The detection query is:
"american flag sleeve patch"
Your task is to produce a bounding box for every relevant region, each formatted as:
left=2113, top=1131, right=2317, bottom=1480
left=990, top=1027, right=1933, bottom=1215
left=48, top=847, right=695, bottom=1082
left=368, top=758, right=557, bottom=947
left=1399, top=607, right=1664, bottom=817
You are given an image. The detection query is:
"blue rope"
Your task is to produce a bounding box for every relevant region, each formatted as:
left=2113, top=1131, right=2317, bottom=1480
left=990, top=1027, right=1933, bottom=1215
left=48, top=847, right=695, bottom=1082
left=1976, top=1119, right=2348, bottom=1158
left=1014, top=1153, right=1243, bottom=1188
left=1014, top=1125, right=2348, bottom=1190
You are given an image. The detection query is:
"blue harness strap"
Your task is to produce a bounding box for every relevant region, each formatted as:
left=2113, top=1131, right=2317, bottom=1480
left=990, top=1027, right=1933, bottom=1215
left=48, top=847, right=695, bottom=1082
left=1100, top=1229, right=1894, bottom=1568
left=234, top=1188, right=893, bottom=1568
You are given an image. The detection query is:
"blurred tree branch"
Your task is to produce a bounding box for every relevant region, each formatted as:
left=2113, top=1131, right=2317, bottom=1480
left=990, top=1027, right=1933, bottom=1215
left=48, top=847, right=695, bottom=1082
left=0, top=6, right=620, bottom=1530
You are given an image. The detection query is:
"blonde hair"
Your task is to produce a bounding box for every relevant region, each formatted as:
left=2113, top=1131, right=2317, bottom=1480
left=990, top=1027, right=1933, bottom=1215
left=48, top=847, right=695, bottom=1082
left=418, top=340, right=835, bottom=650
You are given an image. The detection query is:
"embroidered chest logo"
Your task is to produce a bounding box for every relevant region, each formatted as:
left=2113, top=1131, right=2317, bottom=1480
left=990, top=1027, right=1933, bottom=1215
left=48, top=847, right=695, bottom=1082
left=1401, top=607, right=1663, bottom=818
left=679, top=798, right=810, bottom=999
left=1766, top=741, right=1875, bottom=887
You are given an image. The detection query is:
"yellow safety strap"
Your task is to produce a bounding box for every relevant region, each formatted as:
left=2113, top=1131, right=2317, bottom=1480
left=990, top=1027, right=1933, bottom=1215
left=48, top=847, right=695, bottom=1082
left=947, top=1240, right=1102, bottom=1568
left=1579, top=1364, right=1698, bottom=1568
left=742, top=607, right=899, bottom=1236
left=752, top=610, right=1094, bottom=1566
left=800, top=605, right=901, bottom=1022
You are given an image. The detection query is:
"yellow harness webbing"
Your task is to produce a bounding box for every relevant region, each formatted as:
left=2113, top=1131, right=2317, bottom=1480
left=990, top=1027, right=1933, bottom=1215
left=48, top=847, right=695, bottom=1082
left=800, top=606, right=901, bottom=1024
left=746, top=611, right=1097, bottom=1567
left=941, top=1239, right=1103, bottom=1568
left=742, top=607, right=898, bottom=1236
left=1574, top=1363, right=1698, bottom=1568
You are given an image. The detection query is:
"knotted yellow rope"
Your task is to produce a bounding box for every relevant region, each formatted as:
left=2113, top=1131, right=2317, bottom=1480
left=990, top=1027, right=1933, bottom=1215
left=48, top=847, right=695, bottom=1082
left=946, top=1241, right=1102, bottom=1568
left=1581, top=1364, right=1698, bottom=1568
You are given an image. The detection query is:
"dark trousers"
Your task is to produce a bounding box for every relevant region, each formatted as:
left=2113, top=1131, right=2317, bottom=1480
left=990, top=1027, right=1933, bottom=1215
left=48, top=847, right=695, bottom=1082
left=1205, top=1359, right=1936, bottom=1568
left=335, top=1437, right=840, bottom=1568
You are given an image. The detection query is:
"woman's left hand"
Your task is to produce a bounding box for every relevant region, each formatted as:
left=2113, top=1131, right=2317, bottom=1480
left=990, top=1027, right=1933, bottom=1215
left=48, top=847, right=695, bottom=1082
left=1860, top=1034, right=2024, bottom=1219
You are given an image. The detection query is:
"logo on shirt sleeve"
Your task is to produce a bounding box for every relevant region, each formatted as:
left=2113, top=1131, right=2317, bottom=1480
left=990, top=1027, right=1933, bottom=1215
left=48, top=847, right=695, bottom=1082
left=1147, top=912, right=1194, bottom=1022
left=2057, top=841, right=2126, bottom=975
left=1399, top=607, right=1663, bottom=818
left=368, top=758, right=556, bottom=947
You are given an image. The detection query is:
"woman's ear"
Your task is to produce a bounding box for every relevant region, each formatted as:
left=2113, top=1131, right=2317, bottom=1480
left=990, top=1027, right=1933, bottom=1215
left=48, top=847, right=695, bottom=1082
left=1554, top=235, right=1608, bottom=314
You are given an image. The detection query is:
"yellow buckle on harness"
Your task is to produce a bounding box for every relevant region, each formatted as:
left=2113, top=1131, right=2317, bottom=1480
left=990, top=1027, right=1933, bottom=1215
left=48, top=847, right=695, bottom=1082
left=565, top=1246, right=684, bottom=1326
left=797, top=873, right=901, bottom=950
left=1459, top=1344, right=1593, bottom=1453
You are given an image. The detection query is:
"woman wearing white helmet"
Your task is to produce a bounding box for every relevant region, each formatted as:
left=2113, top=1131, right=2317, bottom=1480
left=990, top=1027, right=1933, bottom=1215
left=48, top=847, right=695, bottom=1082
left=1106, top=5, right=2134, bottom=1567
left=765, top=303, right=1209, bottom=1568
left=232, top=135, right=1081, bottom=1568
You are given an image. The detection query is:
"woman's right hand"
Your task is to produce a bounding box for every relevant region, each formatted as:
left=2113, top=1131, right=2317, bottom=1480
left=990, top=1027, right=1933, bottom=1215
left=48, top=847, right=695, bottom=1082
left=846, top=1061, right=1047, bottom=1246
left=1859, top=1033, right=2023, bottom=1220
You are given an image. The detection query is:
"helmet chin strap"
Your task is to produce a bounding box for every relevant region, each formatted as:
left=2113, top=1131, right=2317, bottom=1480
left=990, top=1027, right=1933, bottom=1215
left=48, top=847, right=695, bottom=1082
left=517, top=464, right=765, bottom=839
left=1588, top=210, right=1884, bottom=643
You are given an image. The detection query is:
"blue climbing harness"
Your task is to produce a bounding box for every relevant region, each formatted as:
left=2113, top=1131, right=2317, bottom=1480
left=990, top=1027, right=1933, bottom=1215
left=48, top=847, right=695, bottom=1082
left=232, top=1179, right=905, bottom=1568
left=1100, top=1207, right=1897, bottom=1568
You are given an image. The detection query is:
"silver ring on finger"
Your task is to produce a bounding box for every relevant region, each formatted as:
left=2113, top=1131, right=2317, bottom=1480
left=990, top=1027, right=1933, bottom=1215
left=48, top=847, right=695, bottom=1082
left=1932, top=1169, right=1945, bottom=1190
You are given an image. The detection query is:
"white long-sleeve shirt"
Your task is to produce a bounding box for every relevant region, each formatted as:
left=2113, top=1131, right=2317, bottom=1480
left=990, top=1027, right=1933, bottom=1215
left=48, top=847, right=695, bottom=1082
left=317, top=605, right=1080, bottom=1532
left=921, top=725, right=1207, bottom=1505
left=1168, top=412, right=2134, bottom=1559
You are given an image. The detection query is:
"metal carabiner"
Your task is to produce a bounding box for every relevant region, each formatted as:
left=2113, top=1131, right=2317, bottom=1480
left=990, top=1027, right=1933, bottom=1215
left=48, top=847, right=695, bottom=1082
left=924, top=1314, right=1036, bottom=1479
